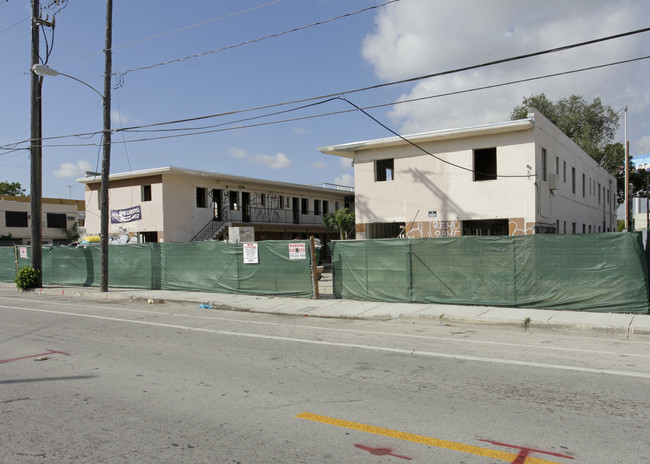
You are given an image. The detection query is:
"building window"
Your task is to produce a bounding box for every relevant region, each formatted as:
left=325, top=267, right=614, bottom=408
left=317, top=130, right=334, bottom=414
left=323, top=200, right=329, bottom=215
left=582, top=224, right=586, bottom=234
left=474, top=147, right=497, bottom=181
left=196, top=187, right=207, bottom=208
left=229, top=191, right=238, bottom=210
left=375, top=158, right=394, bottom=182
left=571, top=167, right=576, bottom=194
left=5, top=211, right=28, bottom=227
left=572, top=222, right=576, bottom=234
left=141, top=184, right=152, bottom=202
left=279, top=196, right=284, bottom=209
left=541, top=148, right=547, bottom=181
left=335, top=201, right=340, bottom=210
left=607, top=188, right=610, bottom=204
left=260, top=193, right=266, bottom=207
left=582, top=173, right=586, bottom=197
left=563, top=161, right=566, bottom=183
left=301, top=198, right=308, bottom=214
left=139, top=231, right=158, bottom=243
left=598, top=183, right=601, bottom=204
left=46, top=213, right=67, bottom=229
left=563, top=221, right=566, bottom=234
left=555, top=156, right=559, bottom=175
left=314, top=199, right=321, bottom=216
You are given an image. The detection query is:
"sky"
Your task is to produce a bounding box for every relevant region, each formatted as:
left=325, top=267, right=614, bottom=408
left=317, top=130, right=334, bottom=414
left=1, top=0, right=649, bottom=200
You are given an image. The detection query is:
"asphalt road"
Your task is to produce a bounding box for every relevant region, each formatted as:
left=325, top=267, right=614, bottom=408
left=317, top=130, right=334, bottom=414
left=1, top=291, right=649, bottom=463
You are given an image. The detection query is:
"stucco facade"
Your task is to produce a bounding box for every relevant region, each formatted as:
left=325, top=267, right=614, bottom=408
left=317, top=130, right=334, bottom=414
left=78, top=167, right=353, bottom=243
left=319, top=110, right=616, bottom=239
left=0, top=195, right=85, bottom=244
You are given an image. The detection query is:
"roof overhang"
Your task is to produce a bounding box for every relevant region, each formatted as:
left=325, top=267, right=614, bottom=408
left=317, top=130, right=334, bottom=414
left=318, top=118, right=535, bottom=158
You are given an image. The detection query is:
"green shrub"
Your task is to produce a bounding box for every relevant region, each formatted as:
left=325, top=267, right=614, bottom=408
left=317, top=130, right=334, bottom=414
left=15, top=266, right=41, bottom=291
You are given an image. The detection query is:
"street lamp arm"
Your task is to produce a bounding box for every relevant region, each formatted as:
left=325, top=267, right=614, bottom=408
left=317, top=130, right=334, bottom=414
left=31, top=64, right=104, bottom=99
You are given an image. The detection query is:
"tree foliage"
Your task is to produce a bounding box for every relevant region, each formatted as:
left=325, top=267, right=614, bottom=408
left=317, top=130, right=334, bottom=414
left=510, top=93, right=629, bottom=202
left=323, top=207, right=355, bottom=239
left=0, top=181, right=25, bottom=196
left=511, top=94, right=619, bottom=163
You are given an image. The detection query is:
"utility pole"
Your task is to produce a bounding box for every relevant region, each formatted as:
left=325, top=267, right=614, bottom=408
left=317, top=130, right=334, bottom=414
left=30, top=0, right=42, bottom=286
left=99, top=0, right=112, bottom=292
left=29, top=0, right=53, bottom=286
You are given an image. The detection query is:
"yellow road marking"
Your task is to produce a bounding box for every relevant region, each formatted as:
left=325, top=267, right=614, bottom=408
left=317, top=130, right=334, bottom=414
left=296, top=412, right=564, bottom=464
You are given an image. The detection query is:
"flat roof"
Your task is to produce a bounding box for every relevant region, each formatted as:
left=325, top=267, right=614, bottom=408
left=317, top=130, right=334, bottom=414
left=77, top=166, right=353, bottom=195
left=318, top=118, right=534, bottom=158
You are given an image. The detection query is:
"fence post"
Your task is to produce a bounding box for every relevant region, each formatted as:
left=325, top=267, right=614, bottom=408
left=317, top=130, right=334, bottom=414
left=310, top=236, right=319, bottom=299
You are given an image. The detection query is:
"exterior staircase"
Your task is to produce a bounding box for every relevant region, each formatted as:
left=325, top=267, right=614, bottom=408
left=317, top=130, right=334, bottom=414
left=190, top=216, right=228, bottom=242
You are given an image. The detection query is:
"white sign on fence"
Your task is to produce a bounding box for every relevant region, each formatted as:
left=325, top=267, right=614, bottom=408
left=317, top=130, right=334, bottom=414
left=288, top=242, right=306, bottom=260
left=243, top=243, right=259, bottom=264
left=19, top=247, right=27, bottom=258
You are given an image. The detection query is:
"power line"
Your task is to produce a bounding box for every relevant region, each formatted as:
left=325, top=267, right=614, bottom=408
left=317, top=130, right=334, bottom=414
left=103, top=26, right=650, bottom=133
left=52, top=0, right=285, bottom=69
left=3, top=53, right=647, bottom=153
left=113, top=0, right=403, bottom=83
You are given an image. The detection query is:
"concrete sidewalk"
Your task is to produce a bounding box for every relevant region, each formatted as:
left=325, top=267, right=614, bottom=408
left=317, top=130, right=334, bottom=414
left=2, top=274, right=649, bottom=339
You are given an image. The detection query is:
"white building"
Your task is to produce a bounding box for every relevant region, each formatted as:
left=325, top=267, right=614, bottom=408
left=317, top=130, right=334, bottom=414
left=78, top=166, right=353, bottom=243
left=0, top=195, right=85, bottom=244
left=319, top=109, right=616, bottom=239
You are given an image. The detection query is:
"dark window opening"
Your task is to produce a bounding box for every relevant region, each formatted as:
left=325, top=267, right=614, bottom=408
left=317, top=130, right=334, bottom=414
left=301, top=198, right=308, bottom=214
left=141, top=185, right=152, bottom=202
left=367, top=222, right=403, bottom=239
left=322, top=200, right=329, bottom=215
left=314, top=200, right=321, bottom=216
left=5, top=211, right=28, bottom=227
left=196, top=187, right=207, bottom=208
left=473, top=148, right=497, bottom=181
left=46, top=213, right=67, bottom=229
left=462, top=219, right=508, bottom=236
left=139, top=231, right=158, bottom=243
left=229, top=191, right=238, bottom=210
left=375, top=158, right=394, bottom=182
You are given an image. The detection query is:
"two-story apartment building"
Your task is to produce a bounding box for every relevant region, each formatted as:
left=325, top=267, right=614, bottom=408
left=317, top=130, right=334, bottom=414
left=319, top=109, right=616, bottom=239
left=0, top=195, right=85, bottom=245
left=78, top=166, right=354, bottom=244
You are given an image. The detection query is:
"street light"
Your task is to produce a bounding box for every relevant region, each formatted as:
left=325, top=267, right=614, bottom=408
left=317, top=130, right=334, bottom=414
left=31, top=63, right=112, bottom=291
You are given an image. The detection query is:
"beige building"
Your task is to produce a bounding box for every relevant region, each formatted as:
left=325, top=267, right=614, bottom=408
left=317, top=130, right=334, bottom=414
left=319, top=109, right=616, bottom=239
left=78, top=166, right=353, bottom=243
left=0, top=195, right=85, bottom=245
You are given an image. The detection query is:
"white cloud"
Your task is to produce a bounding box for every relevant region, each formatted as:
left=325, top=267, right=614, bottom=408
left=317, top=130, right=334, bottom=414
left=339, top=157, right=353, bottom=170
left=229, top=147, right=247, bottom=159
left=257, top=152, right=292, bottom=169
left=111, top=110, right=140, bottom=126
left=311, top=161, right=327, bottom=169
left=637, top=136, right=650, bottom=155
left=334, top=173, right=354, bottom=186
left=362, top=0, right=650, bottom=145
left=229, top=147, right=292, bottom=169
left=54, top=160, right=93, bottom=178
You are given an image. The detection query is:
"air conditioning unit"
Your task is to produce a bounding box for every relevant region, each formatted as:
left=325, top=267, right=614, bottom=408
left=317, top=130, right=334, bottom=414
left=548, top=173, right=558, bottom=190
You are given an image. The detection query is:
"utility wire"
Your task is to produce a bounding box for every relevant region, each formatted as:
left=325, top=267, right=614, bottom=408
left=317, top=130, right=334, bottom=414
left=336, top=96, right=532, bottom=178
left=107, top=26, right=650, bottom=133
left=52, top=0, right=285, bottom=69
left=114, top=0, right=403, bottom=81
left=1, top=53, right=649, bottom=152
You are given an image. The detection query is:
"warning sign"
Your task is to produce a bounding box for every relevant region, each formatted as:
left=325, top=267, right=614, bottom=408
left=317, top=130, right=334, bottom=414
left=19, top=247, right=27, bottom=259
left=289, top=242, right=306, bottom=260
left=243, top=243, right=259, bottom=264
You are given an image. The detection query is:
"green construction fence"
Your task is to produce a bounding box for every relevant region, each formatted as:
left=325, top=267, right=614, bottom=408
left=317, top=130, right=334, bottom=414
left=330, top=233, right=650, bottom=314
left=4, top=240, right=314, bottom=298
